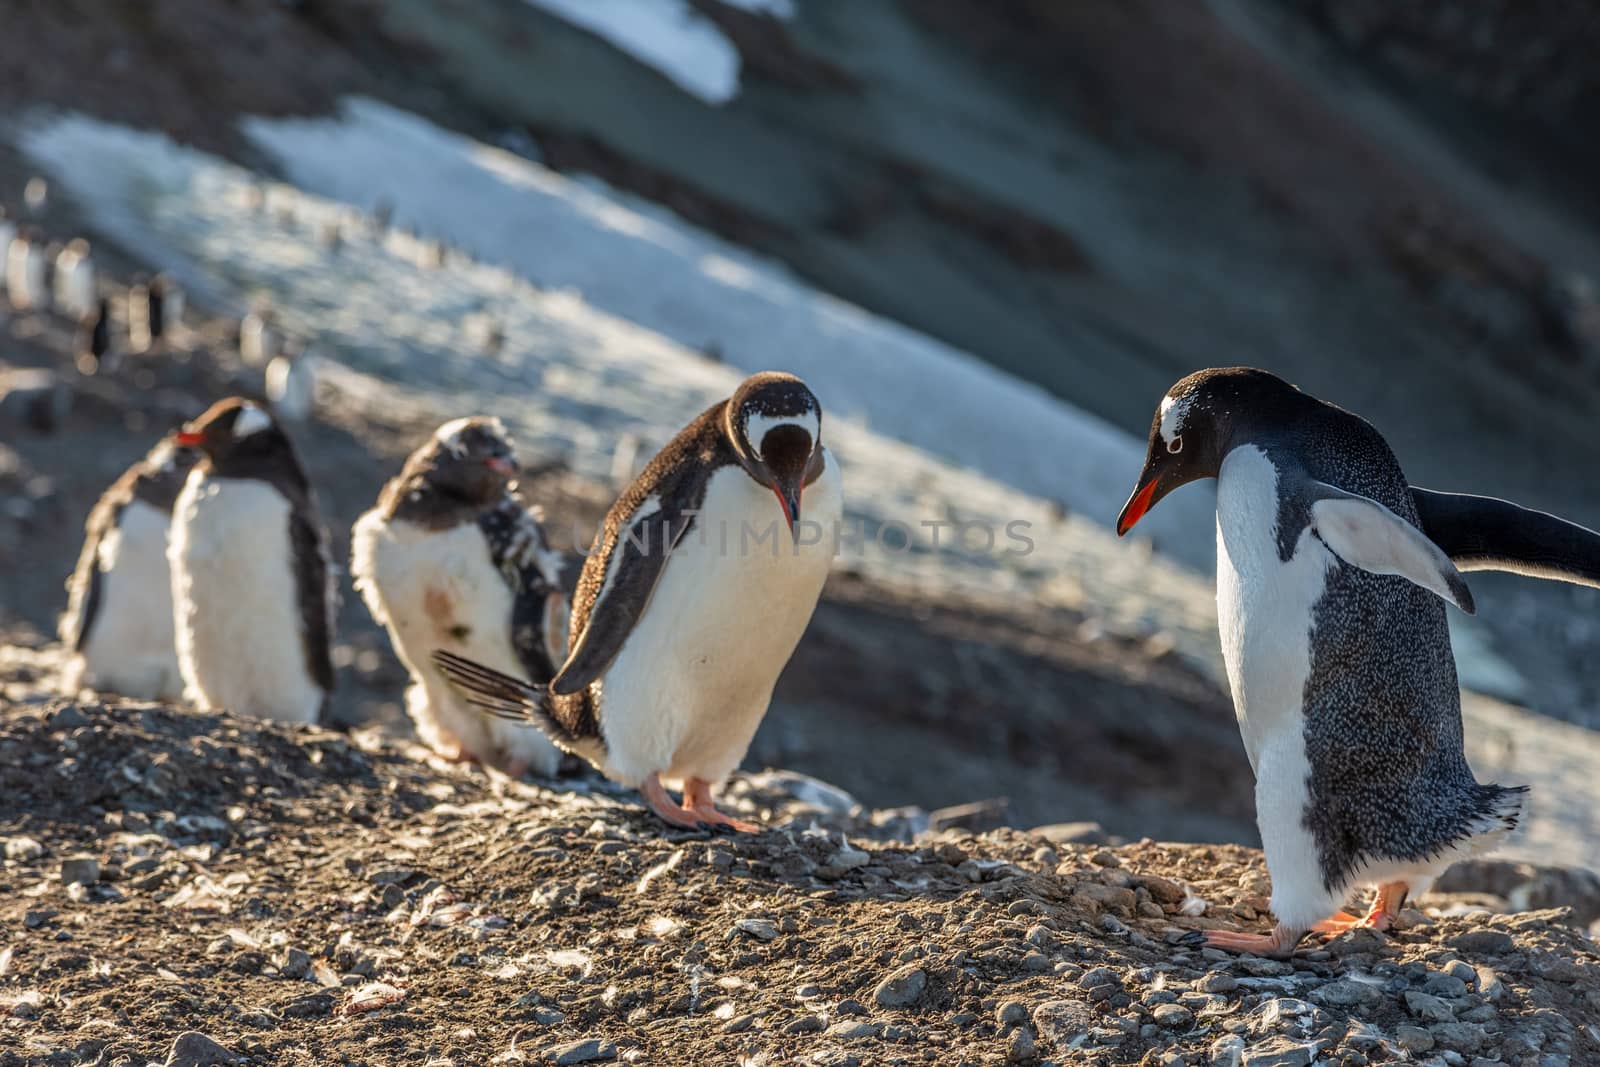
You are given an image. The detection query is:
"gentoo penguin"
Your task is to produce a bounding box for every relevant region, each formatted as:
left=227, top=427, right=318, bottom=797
left=76, top=298, right=113, bottom=375
left=59, top=434, right=199, bottom=701
left=1116, top=367, right=1545, bottom=957
left=127, top=274, right=181, bottom=353
left=239, top=309, right=281, bottom=369
left=436, top=371, right=843, bottom=831
left=53, top=238, right=94, bottom=320
left=169, top=398, right=336, bottom=724
left=266, top=341, right=317, bottom=422
left=351, top=417, right=572, bottom=777
left=5, top=227, right=46, bottom=310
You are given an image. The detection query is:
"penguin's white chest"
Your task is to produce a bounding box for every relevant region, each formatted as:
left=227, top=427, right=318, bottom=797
left=597, top=452, right=843, bottom=788
left=351, top=513, right=564, bottom=775
left=1216, top=445, right=1346, bottom=927
left=74, top=500, right=183, bottom=700
left=6, top=242, right=45, bottom=309
left=170, top=475, right=325, bottom=724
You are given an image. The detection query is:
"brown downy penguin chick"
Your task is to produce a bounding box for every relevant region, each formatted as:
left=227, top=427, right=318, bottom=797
left=352, top=417, right=573, bottom=777
left=436, top=371, right=843, bottom=832
left=169, top=398, right=336, bottom=724
left=59, top=434, right=198, bottom=700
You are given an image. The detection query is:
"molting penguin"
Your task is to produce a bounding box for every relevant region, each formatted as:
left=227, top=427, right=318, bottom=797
left=352, top=417, right=573, bottom=778
left=169, top=398, right=336, bottom=724
left=435, top=371, right=843, bottom=831
left=59, top=434, right=198, bottom=701
left=1113, top=367, right=1600, bottom=955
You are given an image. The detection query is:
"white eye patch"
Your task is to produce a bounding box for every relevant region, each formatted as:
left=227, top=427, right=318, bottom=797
left=1158, top=392, right=1191, bottom=447
left=233, top=403, right=273, bottom=438
left=746, top=411, right=819, bottom=458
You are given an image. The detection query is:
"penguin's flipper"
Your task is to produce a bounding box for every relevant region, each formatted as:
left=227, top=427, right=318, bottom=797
left=551, top=497, right=699, bottom=696
left=433, top=649, right=585, bottom=754
left=1307, top=481, right=1476, bottom=614
left=1411, top=487, right=1600, bottom=590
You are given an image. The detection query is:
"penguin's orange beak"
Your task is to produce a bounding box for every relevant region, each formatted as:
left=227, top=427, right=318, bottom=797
left=772, top=480, right=801, bottom=535
left=484, top=456, right=516, bottom=475
left=1116, top=479, right=1158, bottom=536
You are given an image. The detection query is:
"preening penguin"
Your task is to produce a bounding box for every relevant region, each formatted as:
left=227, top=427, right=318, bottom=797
left=436, top=371, right=843, bottom=832
left=1118, top=367, right=1528, bottom=957
left=352, top=417, right=573, bottom=778
left=169, top=398, right=336, bottom=724
left=60, top=434, right=198, bottom=701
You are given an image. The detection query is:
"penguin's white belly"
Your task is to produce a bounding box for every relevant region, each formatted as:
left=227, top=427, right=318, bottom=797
left=597, top=454, right=842, bottom=789
left=170, top=476, right=324, bottom=724
left=73, top=501, right=183, bottom=701
left=351, top=513, right=563, bottom=776
left=6, top=245, right=45, bottom=309
left=1216, top=446, right=1343, bottom=927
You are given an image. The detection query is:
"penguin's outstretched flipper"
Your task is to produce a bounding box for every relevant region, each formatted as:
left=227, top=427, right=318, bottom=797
left=1412, top=487, right=1600, bottom=591
left=1305, top=480, right=1476, bottom=614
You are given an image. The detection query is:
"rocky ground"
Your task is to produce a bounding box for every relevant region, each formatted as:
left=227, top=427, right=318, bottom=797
left=0, top=695, right=1596, bottom=1067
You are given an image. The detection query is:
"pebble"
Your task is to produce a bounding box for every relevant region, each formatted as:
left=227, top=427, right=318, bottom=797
left=1448, top=930, right=1513, bottom=956
left=835, top=998, right=867, bottom=1017
left=1198, top=972, right=1239, bottom=994
left=1077, top=966, right=1120, bottom=990
left=545, top=1039, right=617, bottom=1064
left=3, top=837, right=44, bottom=861
left=1441, top=960, right=1476, bottom=985
left=1209, top=1035, right=1246, bottom=1067
left=825, top=1021, right=880, bottom=1041
left=1006, top=1027, right=1037, bottom=1062
left=59, top=856, right=100, bottom=886
left=278, top=948, right=310, bottom=979
left=1395, top=1025, right=1434, bottom=1053
left=1240, top=1036, right=1316, bottom=1067
left=1152, top=1003, right=1193, bottom=1029
left=279, top=992, right=334, bottom=1018
left=1403, top=990, right=1456, bottom=1023
left=996, top=1001, right=1030, bottom=1028
left=734, top=918, right=779, bottom=941
left=872, top=965, right=926, bottom=1009
left=163, top=1032, right=241, bottom=1067
left=784, top=1014, right=824, bottom=1034
left=1310, top=979, right=1382, bottom=1008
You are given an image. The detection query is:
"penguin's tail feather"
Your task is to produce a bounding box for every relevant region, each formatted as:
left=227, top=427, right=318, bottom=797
left=432, top=649, right=579, bottom=749
left=1465, top=782, right=1528, bottom=846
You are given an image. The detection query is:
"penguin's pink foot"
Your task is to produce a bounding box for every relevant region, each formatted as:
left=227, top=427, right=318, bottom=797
left=1313, top=881, right=1406, bottom=935
left=640, top=773, right=707, bottom=830
left=1183, top=924, right=1305, bottom=959
left=685, top=777, right=762, bottom=834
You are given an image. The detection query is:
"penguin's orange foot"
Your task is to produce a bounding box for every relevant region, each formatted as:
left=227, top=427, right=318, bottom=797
left=1183, top=924, right=1305, bottom=959
left=685, top=777, right=762, bottom=834
left=1311, top=911, right=1368, bottom=934
left=1313, top=881, right=1407, bottom=936
left=640, top=774, right=709, bottom=831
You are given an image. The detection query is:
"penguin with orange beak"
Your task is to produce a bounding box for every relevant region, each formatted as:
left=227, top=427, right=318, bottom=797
left=1118, top=366, right=1600, bottom=957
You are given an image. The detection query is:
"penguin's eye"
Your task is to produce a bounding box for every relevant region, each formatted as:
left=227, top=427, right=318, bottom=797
left=1167, top=435, right=1184, bottom=455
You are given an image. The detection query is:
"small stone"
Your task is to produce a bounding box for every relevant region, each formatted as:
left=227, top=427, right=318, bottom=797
left=1152, top=1003, right=1193, bottom=1029
left=1442, top=960, right=1476, bottom=985
left=1395, top=1025, right=1434, bottom=1053
left=279, top=992, right=334, bottom=1019
left=545, top=1039, right=617, bottom=1065
left=1032, top=822, right=1107, bottom=845
left=59, top=856, right=100, bottom=886
left=1403, top=991, right=1455, bottom=1023
left=164, top=1032, right=242, bottom=1067
left=1020, top=952, right=1050, bottom=972
left=1428, top=1022, right=1484, bottom=1053
left=827, top=846, right=869, bottom=871
left=996, top=1001, right=1030, bottom=1028
left=1241, top=1036, right=1316, bottom=1067
left=1447, top=930, right=1513, bottom=956
left=1423, top=973, right=1470, bottom=998
left=1140, top=876, right=1186, bottom=905
left=721, top=1014, right=757, bottom=1034
left=872, top=965, right=926, bottom=1009
left=1198, top=972, right=1239, bottom=994
left=835, top=998, right=867, bottom=1017
left=3, top=837, right=44, bottom=861
left=278, top=948, right=310, bottom=980
left=825, top=1021, right=879, bottom=1040
left=734, top=918, right=779, bottom=941
left=783, top=1014, right=824, bottom=1034
left=1311, top=979, right=1383, bottom=1008
left=1210, top=1035, right=1246, bottom=1067
left=1006, top=1026, right=1037, bottom=1062
left=1077, top=966, right=1120, bottom=990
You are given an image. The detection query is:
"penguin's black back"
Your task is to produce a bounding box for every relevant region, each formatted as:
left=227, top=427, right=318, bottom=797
left=1253, top=401, right=1519, bottom=893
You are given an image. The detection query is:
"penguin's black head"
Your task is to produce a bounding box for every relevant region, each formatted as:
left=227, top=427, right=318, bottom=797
left=176, top=397, right=307, bottom=491
left=1117, top=367, right=1303, bottom=535
left=423, top=416, right=520, bottom=504
left=726, top=371, right=824, bottom=535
